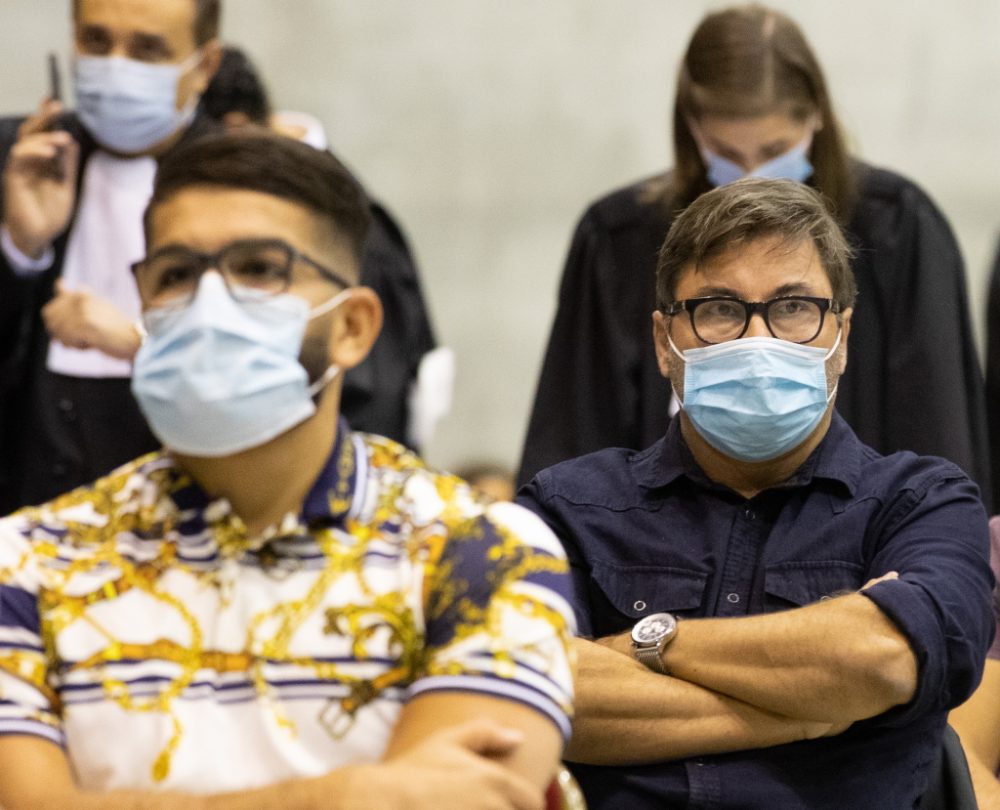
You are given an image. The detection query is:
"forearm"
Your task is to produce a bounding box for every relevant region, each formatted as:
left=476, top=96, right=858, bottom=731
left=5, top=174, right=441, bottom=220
left=567, top=638, right=837, bottom=765
left=0, top=736, right=358, bottom=810
left=33, top=778, right=336, bottom=810
left=661, top=593, right=917, bottom=722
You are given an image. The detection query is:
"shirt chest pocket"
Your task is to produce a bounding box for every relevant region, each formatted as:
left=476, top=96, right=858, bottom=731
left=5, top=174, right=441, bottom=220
left=763, top=561, right=866, bottom=612
left=587, top=562, right=708, bottom=638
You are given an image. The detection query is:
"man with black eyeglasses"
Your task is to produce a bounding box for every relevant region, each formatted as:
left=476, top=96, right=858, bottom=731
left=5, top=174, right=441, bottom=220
left=518, top=177, right=993, bottom=809
left=0, top=131, right=574, bottom=810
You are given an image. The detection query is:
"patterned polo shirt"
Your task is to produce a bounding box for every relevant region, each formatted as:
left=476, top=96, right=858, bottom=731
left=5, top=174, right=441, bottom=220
left=0, top=424, right=575, bottom=793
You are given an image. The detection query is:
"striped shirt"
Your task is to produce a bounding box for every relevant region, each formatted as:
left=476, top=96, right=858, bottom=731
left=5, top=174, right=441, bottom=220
left=0, top=425, right=575, bottom=793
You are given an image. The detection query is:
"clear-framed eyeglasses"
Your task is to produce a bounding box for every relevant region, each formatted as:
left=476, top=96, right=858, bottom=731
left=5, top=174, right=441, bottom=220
left=664, top=295, right=842, bottom=345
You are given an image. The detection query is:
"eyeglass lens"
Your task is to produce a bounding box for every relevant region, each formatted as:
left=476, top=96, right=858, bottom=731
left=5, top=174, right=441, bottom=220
left=692, top=298, right=825, bottom=343
left=137, top=241, right=295, bottom=306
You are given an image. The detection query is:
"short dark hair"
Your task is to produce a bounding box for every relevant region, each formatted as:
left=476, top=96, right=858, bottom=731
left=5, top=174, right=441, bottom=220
left=73, top=0, right=221, bottom=46
left=199, top=46, right=271, bottom=125
left=145, top=131, right=371, bottom=264
left=656, top=177, right=857, bottom=311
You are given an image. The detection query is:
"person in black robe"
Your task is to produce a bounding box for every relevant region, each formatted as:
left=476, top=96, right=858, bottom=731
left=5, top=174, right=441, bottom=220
left=517, top=4, right=990, bottom=506
left=985, top=237, right=1000, bottom=509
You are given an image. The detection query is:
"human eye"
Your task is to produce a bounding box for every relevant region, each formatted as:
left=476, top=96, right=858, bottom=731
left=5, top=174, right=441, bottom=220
left=226, top=244, right=290, bottom=292
left=145, top=254, right=199, bottom=300
left=77, top=26, right=112, bottom=56
left=127, top=33, right=173, bottom=63
left=699, top=299, right=744, bottom=321
left=770, top=298, right=812, bottom=318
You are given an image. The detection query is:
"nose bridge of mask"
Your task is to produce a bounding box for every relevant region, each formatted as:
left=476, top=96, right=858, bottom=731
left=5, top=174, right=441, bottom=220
left=672, top=333, right=839, bottom=404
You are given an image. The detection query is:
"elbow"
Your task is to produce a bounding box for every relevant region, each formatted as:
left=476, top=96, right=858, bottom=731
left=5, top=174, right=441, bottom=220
left=866, top=633, right=919, bottom=712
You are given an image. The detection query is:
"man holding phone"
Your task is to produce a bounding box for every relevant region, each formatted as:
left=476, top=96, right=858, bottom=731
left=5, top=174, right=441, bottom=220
left=0, top=0, right=223, bottom=512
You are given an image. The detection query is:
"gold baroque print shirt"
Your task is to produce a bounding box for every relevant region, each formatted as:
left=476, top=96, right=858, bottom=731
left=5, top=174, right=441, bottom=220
left=0, top=424, right=575, bottom=793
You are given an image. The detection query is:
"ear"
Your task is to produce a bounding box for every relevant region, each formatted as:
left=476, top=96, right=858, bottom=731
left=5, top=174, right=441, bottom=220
left=652, top=310, right=673, bottom=379
left=193, top=38, right=222, bottom=95
left=836, top=307, right=852, bottom=374
left=327, top=287, right=383, bottom=370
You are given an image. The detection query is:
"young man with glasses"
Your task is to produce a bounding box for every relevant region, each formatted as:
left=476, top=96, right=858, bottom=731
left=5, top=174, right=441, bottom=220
left=518, top=178, right=993, bottom=809
left=0, top=131, right=574, bottom=810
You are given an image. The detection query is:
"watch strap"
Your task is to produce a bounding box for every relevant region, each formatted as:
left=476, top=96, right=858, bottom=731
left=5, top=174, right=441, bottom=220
left=634, top=643, right=669, bottom=674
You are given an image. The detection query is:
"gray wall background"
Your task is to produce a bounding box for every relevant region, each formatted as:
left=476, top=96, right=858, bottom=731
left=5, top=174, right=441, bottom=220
left=3, top=1, right=999, bottom=475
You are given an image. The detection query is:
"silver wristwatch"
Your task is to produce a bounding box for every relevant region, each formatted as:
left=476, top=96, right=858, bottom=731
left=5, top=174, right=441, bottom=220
left=631, top=612, right=678, bottom=674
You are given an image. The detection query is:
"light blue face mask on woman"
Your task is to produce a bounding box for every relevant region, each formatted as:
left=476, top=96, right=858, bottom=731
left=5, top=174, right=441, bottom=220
left=668, top=333, right=841, bottom=461
left=132, top=273, right=351, bottom=457
left=74, top=52, right=202, bottom=154
left=702, top=134, right=815, bottom=188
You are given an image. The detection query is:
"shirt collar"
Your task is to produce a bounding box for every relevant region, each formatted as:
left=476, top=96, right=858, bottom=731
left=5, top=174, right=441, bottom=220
left=634, top=411, right=860, bottom=497
left=163, top=417, right=361, bottom=549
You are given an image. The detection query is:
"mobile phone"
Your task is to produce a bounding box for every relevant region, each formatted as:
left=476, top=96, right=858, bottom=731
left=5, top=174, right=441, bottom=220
left=47, top=51, right=62, bottom=103
left=44, top=52, right=69, bottom=180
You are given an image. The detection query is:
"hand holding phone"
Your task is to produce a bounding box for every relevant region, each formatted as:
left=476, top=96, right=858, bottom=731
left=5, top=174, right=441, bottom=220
left=48, top=51, right=62, bottom=104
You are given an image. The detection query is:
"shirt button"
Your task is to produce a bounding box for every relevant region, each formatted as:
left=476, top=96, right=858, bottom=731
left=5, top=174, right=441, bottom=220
left=727, top=593, right=740, bottom=604
left=633, top=600, right=647, bottom=611
left=57, top=398, right=76, bottom=421
left=744, top=508, right=756, bottom=520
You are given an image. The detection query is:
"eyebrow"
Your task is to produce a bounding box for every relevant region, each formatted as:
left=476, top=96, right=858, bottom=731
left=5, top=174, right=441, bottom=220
left=684, top=282, right=824, bottom=300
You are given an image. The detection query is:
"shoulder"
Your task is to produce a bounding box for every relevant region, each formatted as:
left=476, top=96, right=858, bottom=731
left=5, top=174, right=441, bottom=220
left=522, top=443, right=656, bottom=513
left=0, top=451, right=176, bottom=572
left=573, top=172, right=672, bottom=237
left=357, top=432, right=566, bottom=559
left=851, top=160, right=955, bottom=235
left=849, top=433, right=984, bottom=514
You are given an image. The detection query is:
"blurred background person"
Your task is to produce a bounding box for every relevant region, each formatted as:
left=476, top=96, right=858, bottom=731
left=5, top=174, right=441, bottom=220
left=517, top=3, right=990, bottom=506
left=454, top=461, right=516, bottom=501
left=0, top=0, right=222, bottom=513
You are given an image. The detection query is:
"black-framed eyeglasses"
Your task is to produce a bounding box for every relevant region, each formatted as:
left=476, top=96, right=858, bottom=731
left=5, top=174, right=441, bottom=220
left=664, top=296, right=841, bottom=345
left=131, top=238, right=353, bottom=308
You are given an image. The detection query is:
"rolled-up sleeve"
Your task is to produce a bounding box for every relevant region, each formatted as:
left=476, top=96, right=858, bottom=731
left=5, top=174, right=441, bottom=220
left=861, top=463, right=993, bottom=725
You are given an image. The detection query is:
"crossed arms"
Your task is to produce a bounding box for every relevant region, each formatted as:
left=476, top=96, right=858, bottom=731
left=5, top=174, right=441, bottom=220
left=567, top=589, right=916, bottom=765
left=0, top=692, right=562, bottom=810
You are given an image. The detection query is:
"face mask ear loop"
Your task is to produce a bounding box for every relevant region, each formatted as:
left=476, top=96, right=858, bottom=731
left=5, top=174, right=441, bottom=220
left=822, top=326, right=843, bottom=361
left=665, top=327, right=688, bottom=409
left=308, top=288, right=353, bottom=322
left=822, top=326, right=844, bottom=403
left=304, top=288, right=354, bottom=398
left=307, top=364, right=341, bottom=397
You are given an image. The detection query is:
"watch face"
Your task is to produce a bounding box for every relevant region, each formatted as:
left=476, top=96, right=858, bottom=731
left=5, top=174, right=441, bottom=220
left=632, top=613, right=676, bottom=644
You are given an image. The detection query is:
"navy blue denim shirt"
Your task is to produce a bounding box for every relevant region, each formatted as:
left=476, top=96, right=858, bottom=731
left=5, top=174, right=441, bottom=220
left=518, top=413, right=994, bottom=810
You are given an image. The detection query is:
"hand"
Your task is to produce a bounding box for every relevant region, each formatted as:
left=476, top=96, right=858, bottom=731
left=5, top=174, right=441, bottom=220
left=595, top=630, right=635, bottom=659
left=42, top=280, right=143, bottom=360
left=3, top=99, right=80, bottom=259
left=861, top=571, right=899, bottom=590
left=344, top=718, right=546, bottom=810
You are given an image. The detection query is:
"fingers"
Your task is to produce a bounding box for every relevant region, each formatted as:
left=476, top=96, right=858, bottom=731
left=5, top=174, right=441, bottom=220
left=861, top=571, right=899, bottom=590
left=445, top=717, right=525, bottom=758
left=19, top=99, right=65, bottom=138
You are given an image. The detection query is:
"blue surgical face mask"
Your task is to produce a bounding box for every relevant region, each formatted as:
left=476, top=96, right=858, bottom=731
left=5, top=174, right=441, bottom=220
left=73, top=52, right=202, bottom=154
left=132, top=272, right=351, bottom=457
left=702, top=133, right=815, bottom=188
left=668, top=333, right=841, bottom=461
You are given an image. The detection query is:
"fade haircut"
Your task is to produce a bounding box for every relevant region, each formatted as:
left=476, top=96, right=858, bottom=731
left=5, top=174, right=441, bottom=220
left=656, top=177, right=857, bottom=312
left=145, top=130, right=371, bottom=265
left=73, top=0, right=222, bottom=45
